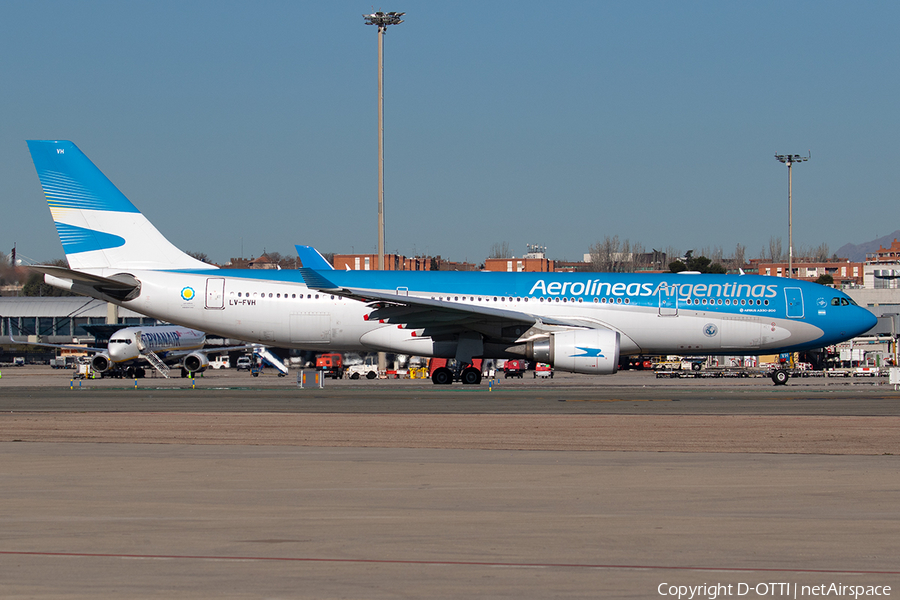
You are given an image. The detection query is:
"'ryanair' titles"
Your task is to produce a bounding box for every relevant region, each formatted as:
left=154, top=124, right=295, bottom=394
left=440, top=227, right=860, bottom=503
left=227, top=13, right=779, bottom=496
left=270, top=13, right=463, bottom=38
left=140, top=330, right=183, bottom=349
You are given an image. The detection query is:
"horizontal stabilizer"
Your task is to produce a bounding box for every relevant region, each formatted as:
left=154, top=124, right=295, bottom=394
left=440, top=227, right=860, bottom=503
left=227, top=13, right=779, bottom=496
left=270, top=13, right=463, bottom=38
left=32, top=265, right=141, bottom=301
left=295, top=246, right=335, bottom=270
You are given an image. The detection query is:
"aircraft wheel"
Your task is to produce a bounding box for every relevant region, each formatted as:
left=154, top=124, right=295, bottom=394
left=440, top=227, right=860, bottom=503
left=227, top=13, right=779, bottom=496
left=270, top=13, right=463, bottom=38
left=461, top=367, right=482, bottom=385
left=431, top=367, right=453, bottom=385
left=366, top=371, right=377, bottom=379
left=181, top=368, right=188, bottom=378
left=771, top=369, right=790, bottom=385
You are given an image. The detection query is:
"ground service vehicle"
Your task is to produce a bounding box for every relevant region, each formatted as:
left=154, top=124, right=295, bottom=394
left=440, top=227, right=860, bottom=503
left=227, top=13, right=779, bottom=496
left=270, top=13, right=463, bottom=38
left=504, top=359, right=526, bottom=378
left=316, top=353, right=345, bottom=379
left=236, top=356, right=252, bottom=371
left=210, top=355, right=230, bottom=369
left=534, top=363, right=553, bottom=378
left=346, top=355, right=379, bottom=380
left=429, top=358, right=483, bottom=385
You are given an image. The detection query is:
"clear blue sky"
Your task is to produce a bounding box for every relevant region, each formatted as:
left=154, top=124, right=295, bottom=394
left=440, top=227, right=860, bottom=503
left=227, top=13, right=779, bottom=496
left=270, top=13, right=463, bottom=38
left=2, top=1, right=898, bottom=265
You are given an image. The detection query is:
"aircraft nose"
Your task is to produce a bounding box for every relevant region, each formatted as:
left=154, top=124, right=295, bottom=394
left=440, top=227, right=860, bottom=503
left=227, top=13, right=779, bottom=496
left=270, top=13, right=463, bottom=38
left=848, top=307, right=878, bottom=338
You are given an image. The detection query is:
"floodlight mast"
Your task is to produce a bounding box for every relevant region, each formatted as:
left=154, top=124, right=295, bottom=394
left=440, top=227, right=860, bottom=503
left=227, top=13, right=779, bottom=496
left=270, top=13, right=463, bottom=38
left=774, top=153, right=810, bottom=279
left=363, top=11, right=404, bottom=272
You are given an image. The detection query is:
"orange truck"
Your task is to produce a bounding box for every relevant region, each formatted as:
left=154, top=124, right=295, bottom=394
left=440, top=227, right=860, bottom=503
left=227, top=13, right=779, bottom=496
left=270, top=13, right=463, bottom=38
left=316, top=353, right=345, bottom=379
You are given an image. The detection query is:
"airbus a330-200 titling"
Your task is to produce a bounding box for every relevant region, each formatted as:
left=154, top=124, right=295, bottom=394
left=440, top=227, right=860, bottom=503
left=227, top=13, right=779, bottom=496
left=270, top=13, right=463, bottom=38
left=25, top=141, right=876, bottom=385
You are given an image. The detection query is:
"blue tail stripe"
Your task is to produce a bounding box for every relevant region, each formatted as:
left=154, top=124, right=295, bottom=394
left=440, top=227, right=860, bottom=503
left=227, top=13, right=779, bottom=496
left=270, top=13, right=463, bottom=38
left=55, top=222, right=126, bottom=254
left=27, top=140, right=140, bottom=214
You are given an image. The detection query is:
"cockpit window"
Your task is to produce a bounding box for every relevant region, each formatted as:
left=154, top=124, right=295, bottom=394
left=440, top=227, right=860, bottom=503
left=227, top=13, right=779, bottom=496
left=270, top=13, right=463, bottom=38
left=831, top=298, right=840, bottom=306
left=841, top=298, right=850, bottom=306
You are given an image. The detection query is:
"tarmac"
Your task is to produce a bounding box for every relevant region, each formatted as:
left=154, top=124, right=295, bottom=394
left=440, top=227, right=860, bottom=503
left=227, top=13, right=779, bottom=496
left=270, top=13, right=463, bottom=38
left=1, top=367, right=898, bottom=598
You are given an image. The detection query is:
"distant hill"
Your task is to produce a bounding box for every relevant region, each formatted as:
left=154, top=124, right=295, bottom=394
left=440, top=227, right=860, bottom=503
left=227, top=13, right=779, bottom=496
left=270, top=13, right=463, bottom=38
left=836, top=230, right=900, bottom=262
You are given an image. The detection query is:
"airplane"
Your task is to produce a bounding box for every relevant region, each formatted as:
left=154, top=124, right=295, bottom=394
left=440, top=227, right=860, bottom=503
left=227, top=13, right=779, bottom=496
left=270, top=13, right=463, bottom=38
left=7, top=321, right=267, bottom=378
left=24, top=140, right=877, bottom=386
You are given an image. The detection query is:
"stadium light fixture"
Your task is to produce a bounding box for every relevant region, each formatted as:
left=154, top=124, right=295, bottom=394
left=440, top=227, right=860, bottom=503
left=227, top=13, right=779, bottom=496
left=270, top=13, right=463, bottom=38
left=775, top=152, right=810, bottom=279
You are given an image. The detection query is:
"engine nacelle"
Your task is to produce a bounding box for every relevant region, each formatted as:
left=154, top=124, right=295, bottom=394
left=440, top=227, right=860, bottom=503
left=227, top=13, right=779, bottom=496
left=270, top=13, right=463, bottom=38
left=91, top=353, right=111, bottom=373
left=182, top=352, right=209, bottom=374
left=531, top=329, right=620, bottom=375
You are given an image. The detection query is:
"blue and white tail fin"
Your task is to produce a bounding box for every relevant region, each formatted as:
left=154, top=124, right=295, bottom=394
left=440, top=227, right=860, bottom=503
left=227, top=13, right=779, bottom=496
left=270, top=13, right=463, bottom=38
left=27, top=140, right=214, bottom=272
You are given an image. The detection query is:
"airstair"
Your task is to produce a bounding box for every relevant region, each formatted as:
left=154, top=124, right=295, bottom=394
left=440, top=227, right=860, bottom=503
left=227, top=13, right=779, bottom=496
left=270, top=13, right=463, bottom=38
left=133, top=330, right=170, bottom=378
left=254, top=347, right=289, bottom=375
left=142, top=349, right=170, bottom=378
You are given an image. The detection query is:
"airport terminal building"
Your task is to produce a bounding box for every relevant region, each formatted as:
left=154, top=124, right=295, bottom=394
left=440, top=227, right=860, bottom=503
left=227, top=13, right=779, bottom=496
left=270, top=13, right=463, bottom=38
left=1, top=297, right=161, bottom=344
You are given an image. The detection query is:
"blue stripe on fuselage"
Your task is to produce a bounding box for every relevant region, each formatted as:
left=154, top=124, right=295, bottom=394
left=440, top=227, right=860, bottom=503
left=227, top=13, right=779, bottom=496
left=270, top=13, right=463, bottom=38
left=164, top=268, right=850, bottom=314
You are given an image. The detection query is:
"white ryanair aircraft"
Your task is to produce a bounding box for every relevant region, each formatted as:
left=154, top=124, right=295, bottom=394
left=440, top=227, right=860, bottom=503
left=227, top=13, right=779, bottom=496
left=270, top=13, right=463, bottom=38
left=25, top=140, right=876, bottom=385
left=9, top=322, right=262, bottom=378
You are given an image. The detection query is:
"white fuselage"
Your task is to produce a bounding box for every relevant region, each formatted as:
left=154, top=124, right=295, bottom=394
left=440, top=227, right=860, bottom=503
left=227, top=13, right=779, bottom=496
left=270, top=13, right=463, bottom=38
left=105, top=270, right=826, bottom=357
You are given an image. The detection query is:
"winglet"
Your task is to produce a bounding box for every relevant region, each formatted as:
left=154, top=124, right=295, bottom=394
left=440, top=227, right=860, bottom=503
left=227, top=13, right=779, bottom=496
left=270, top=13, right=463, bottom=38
left=298, top=268, right=339, bottom=290
left=295, top=246, right=334, bottom=270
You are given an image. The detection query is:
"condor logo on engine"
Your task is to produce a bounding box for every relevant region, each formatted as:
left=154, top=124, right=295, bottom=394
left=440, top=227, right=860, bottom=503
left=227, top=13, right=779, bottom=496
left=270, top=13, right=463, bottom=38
left=570, top=347, right=605, bottom=358
left=552, top=330, right=619, bottom=375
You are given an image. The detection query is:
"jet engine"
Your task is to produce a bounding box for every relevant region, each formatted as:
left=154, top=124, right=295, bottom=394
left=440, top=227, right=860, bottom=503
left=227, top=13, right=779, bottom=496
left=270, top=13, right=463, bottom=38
left=182, top=352, right=210, bottom=374
left=91, top=353, right=112, bottom=373
left=527, top=329, right=620, bottom=375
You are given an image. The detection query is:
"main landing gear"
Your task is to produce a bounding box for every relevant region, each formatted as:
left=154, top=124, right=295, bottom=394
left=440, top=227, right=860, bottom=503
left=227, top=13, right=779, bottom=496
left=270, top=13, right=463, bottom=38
left=431, top=364, right=482, bottom=385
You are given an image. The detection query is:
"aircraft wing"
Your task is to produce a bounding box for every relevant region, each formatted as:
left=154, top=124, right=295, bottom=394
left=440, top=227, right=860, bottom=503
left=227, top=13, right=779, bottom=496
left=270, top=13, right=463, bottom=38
left=299, top=268, right=589, bottom=332
left=8, top=331, right=105, bottom=353
left=155, top=342, right=261, bottom=361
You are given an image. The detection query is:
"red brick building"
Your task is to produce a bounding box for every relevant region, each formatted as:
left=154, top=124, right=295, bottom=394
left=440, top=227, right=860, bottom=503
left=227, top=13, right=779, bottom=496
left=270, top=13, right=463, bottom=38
left=752, top=259, right=863, bottom=286
left=332, top=254, right=477, bottom=272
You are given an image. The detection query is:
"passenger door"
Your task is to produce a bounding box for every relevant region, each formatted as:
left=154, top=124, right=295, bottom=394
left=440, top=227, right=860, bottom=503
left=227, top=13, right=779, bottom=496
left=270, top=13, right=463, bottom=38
left=205, top=278, right=225, bottom=309
left=785, top=287, right=804, bottom=319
